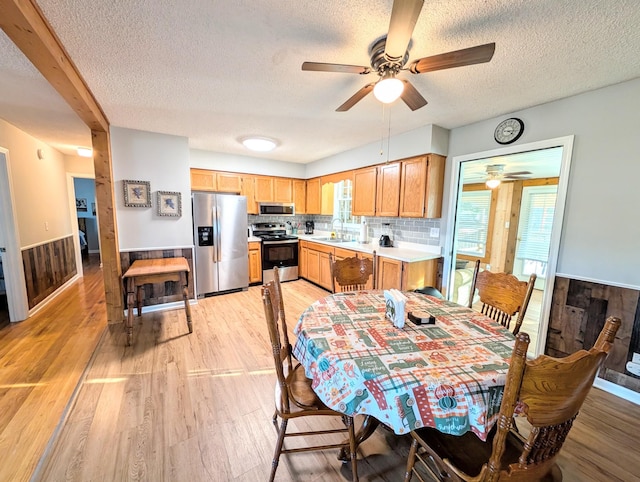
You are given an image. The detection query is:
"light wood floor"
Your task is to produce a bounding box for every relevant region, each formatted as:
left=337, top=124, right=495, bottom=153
left=1, top=265, right=639, bottom=481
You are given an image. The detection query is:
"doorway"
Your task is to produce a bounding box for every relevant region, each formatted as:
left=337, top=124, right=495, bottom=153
left=0, top=148, right=29, bottom=322
left=446, top=137, right=574, bottom=356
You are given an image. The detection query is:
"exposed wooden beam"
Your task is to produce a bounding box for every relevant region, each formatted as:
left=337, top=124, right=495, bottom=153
left=0, top=0, right=123, bottom=322
left=0, top=0, right=109, bottom=132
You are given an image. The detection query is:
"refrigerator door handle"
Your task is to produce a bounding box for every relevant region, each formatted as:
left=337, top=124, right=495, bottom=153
left=215, top=205, right=222, bottom=262
left=212, top=206, right=218, bottom=262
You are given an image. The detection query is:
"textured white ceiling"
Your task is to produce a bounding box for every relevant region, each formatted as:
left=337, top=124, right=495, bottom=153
left=1, top=0, right=640, bottom=162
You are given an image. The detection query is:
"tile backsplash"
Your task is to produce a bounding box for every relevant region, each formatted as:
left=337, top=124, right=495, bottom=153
left=248, top=214, right=441, bottom=246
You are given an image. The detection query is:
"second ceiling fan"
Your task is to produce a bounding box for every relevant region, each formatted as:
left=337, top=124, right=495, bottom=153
left=302, top=0, right=495, bottom=112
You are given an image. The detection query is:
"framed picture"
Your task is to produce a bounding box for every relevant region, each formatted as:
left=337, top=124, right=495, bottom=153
left=123, top=180, right=151, bottom=207
left=76, top=198, right=88, bottom=212
left=156, top=191, right=182, bottom=217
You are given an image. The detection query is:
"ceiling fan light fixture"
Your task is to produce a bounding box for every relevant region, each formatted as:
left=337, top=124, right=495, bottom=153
left=486, top=178, right=501, bottom=189
left=373, top=75, right=404, bottom=104
left=241, top=136, right=278, bottom=152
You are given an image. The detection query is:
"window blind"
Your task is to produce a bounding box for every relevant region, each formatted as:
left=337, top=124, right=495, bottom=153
left=457, top=190, right=492, bottom=257
left=516, top=187, right=557, bottom=262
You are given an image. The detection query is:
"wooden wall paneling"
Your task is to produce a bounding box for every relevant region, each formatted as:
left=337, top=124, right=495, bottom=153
left=22, top=236, right=77, bottom=308
left=549, top=276, right=640, bottom=393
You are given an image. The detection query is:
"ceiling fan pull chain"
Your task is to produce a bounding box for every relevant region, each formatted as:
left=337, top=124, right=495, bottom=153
left=387, top=108, right=392, bottom=163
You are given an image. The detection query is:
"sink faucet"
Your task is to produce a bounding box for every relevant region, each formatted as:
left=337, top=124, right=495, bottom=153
left=331, top=218, right=344, bottom=240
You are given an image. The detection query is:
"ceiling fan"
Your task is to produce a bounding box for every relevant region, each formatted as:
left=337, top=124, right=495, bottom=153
left=301, top=0, right=496, bottom=112
left=485, top=164, right=532, bottom=188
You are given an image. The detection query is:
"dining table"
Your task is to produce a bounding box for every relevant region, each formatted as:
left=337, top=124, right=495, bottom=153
left=292, top=290, right=516, bottom=455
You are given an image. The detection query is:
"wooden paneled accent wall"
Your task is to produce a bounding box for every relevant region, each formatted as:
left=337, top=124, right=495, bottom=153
left=120, top=249, right=194, bottom=308
left=548, top=276, right=640, bottom=393
left=22, top=236, right=77, bottom=309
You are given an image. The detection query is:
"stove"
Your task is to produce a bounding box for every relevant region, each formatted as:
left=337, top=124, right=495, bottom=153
left=252, top=223, right=299, bottom=282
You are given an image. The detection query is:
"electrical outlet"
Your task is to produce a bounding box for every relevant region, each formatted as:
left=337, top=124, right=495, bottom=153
left=430, top=227, right=440, bottom=238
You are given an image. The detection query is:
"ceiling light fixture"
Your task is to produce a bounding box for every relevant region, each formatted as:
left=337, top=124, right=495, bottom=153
left=77, top=147, right=93, bottom=157
left=373, top=71, right=404, bottom=104
left=485, top=178, right=501, bottom=189
left=241, top=137, right=278, bottom=152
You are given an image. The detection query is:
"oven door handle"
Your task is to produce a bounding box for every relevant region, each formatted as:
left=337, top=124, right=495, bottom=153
left=262, top=240, right=299, bottom=245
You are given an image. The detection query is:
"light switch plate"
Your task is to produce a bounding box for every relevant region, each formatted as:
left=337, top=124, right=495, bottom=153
left=430, top=227, right=440, bottom=238
left=632, top=352, right=640, bottom=364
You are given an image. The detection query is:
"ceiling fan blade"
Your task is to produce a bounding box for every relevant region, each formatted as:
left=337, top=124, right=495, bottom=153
left=408, top=42, right=496, bottom=74
left=400, top=80, right=428, bottom=111
left=385, top=0, right=424, bottom=60
left=336, top=84, right=375, bottom=112
left=504, top=171, right=532, bottom=176
left=302, top=62, right=371, bottom=74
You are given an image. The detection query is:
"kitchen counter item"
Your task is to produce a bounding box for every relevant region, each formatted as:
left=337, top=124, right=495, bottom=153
left=305, top=220, right=314, bottom=234
left=379, top=223, right=393, bottom=247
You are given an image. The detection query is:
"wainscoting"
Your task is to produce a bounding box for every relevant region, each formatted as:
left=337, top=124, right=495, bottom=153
left=120, top=248, right=194, bottom=308
left=548, top=276, right=640, bottom=393
left=22, top=236, right=76, bottom=309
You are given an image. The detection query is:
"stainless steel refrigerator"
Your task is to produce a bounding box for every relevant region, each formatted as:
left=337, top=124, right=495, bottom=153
left=192, top=192, right=248, bottom=297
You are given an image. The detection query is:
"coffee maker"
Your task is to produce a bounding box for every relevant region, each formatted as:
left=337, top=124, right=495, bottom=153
left=305, top=220, right=315, bottom=234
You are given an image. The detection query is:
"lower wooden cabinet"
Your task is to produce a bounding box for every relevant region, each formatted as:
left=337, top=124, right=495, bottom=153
left=377, top=256, right=441, bottom=291
left=248, top=241, right=262, bottom=284
left=300, top=241, right=440, bottom=293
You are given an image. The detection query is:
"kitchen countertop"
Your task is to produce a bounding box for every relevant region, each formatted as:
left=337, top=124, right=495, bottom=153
left=248, top=235, right=262, bottom=243
left=296, top=233, right=441, bottom=263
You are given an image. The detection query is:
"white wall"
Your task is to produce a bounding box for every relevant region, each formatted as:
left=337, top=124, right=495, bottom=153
left=190, top=149, right=306, bottom=178
left=111, top=127, right=192, bottom=250
left=0, top=118, right=71, bottom=247
left=64, top=154, right=95, bottom=176
left=446, top=78, right=640, bottom=287
left=305, top=124, right=449, bottom=178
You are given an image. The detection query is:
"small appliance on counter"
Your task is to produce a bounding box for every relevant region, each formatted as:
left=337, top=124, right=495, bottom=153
left=379, top=223, right=393, bottom=247
left=305, top=220, right=315, bottom=234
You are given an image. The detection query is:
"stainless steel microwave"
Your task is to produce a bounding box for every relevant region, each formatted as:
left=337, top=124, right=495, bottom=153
left=258, top=202, right=295, bottom=216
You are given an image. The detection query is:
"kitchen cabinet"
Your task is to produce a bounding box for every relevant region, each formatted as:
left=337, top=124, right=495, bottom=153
left=352, top=166, right=377, bottom=216
left=248, top=241, right=262, bottom=284
left=190, top=169, right=242, bottom=193
left=377, top=256, right=441, bottom=291
left=398, top=154, right=446, bottom=218
left=273, top=178, right=293, bottom=202
left=293, top=179, right=306, bottom=214
left=376, top=162, right=401, bottom=217
left=304, top=241, right=335, bottom=290
left=298, top=241, right=308, bottom=278
left=306, top=178, right=321, bottom=214
left=216, top=172, right=242, bottom=193
left=190, top=168, right=216, bottom=191
left=254, top=176, right=274, bottom=202
left=241, top=175, right=258, bottom=214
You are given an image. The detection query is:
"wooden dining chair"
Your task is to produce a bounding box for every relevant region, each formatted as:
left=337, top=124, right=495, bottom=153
left=329, top=251, right=377, bottom=293
left=468, top=260, right=536, bottom=335
left=262, top=282, right=358, bottom=482
left=403, top=316, right=621, bottom=482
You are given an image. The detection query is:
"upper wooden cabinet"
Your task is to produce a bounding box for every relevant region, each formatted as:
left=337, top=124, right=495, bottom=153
left=190, top=168, right=216, bottom=191
left=399, top=154, right=446, bottom=218
left=376, top=163, right=401, bottom=217
left=293, top=179, right=306, bottom=214
left=306, top=178, right=321, bottom=214
left=254, top=176, right=274, bottom=202
left=190, top=169, right=242, bottom=193
left=216, top=172, right=242, bottom=193
left=273, top=178, right=293, bottom=202
left=240, top=175, right=258, bottom=214
left=352, top=166, right=377, bottom=216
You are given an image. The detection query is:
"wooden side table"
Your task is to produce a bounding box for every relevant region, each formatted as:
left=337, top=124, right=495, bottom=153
left=122, top=257, right=192, bottom=345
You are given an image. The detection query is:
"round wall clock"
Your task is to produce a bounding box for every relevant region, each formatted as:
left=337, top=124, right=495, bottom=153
left=494, top=118, right=524, bottom=144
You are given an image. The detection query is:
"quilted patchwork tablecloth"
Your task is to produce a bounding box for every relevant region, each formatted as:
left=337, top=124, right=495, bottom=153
left=292, top=290, right=516, bottom=439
